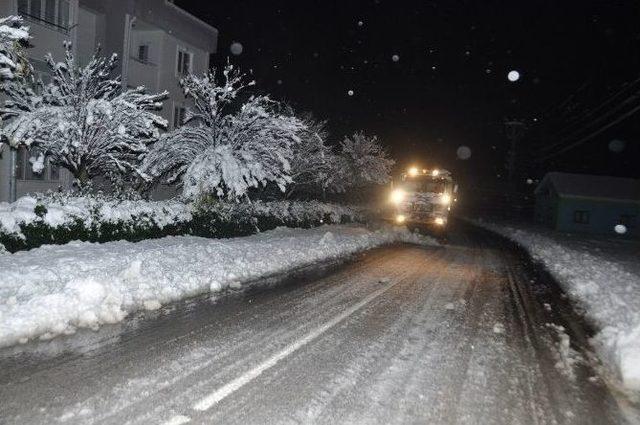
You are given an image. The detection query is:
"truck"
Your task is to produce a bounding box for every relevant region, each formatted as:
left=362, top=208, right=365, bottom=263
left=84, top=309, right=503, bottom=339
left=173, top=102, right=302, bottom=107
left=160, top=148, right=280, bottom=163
left=387, top=167, right=457, bottom=234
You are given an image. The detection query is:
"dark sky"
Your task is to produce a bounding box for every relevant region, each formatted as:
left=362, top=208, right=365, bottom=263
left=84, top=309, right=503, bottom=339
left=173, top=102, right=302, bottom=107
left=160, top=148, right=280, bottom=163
left=177, top=0, right=640, bottom=182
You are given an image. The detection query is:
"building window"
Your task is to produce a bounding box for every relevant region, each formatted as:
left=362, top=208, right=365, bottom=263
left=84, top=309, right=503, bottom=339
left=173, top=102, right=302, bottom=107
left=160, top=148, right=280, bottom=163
left=18, top=0, right=70, bottom=32
left=177, top=49, right=192, bottom=75
left=173, top=105, right=186, bottom=129
left=16, top=147, right=60, bottom=181
left=137, top=45, right=149, bottom=63
left=573, top=210, right=590, bottom=224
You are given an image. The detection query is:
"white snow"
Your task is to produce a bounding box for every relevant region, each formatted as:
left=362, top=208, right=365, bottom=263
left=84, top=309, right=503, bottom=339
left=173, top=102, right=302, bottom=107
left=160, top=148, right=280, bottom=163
left=492, top=323, right=505, bottom=334
left=475, top=220, right=640, bottom=392
left=0, top=195, right=192, bottom=238
left=1, top=43, right=168, bottom=186
left=507, top=70, right=520, bottom=82
left=615, top=224, right=627, bottom=235
left=0, top=224, right=436, bottom=348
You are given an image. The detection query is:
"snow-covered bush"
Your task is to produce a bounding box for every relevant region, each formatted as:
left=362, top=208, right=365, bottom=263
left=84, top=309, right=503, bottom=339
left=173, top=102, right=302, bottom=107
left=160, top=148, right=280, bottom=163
left=331, top=132, right=394, bottom=192
left=285, top=114, right=335, bottom=198
left=0, top=194, right=365, bottom=252
left=142, top=64, right=306, bottom=200
left=0, top=42, right=168, bottom=187
left=0, top=15, right=29, bottom=81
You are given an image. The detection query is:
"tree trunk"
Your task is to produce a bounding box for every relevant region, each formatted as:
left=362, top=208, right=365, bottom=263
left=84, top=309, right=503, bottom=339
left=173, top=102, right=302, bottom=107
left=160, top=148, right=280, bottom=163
left=74, top=165, right=91, bottom=192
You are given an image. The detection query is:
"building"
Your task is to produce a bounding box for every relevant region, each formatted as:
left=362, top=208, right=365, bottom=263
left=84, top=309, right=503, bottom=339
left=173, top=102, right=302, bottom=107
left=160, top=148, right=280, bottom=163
left=0, top=0, right=218, bottom=202
left=534, top=172, right=640, bottom=238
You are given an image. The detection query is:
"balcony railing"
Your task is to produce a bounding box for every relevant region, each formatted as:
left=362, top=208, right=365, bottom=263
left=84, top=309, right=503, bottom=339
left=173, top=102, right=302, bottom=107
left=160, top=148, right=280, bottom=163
left=129, top=56, right=157, bottom=67
left=20, top=12, right=69, bottom=33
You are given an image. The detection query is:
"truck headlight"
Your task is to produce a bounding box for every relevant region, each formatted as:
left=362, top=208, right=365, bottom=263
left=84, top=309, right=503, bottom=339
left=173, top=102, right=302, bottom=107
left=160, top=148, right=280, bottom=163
left=390, top=189, right=405, bottom=204
left=441, top=193, right=451, bottom=205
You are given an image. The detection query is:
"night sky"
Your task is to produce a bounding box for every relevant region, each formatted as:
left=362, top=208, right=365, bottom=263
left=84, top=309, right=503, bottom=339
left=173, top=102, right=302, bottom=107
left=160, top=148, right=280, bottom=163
left=176, top=0, right=640, bottom=184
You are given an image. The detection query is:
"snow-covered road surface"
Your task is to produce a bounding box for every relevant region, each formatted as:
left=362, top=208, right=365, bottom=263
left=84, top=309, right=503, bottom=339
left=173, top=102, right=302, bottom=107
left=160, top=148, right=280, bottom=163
left=0, top=226, right=627, bottom=424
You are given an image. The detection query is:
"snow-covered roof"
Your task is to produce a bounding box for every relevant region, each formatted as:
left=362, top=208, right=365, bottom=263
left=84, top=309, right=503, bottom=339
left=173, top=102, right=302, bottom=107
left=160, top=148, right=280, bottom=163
left=536, top=172, right=640, bottom=202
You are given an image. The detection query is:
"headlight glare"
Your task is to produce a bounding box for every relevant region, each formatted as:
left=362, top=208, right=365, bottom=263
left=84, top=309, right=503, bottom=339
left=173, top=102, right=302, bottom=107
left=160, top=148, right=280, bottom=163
left=390, top=189, right=405, bottom=204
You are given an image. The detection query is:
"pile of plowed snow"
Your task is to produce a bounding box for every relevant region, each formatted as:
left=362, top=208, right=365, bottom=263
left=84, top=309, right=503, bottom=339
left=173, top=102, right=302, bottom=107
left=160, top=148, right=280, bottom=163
left=0, top=225, right=435, bottom=347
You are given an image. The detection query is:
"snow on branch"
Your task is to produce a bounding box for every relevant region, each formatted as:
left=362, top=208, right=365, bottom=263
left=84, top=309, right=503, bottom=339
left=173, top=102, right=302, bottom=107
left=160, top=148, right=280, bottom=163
left=286, top=113, right=334, bottom=197
left=0, top=16, right=29, bottom=81
left=334, top=132, right=395, bottom=190
left=0, top=42, right=168, bottom=187
left=143, top=63, right=306, bottom=200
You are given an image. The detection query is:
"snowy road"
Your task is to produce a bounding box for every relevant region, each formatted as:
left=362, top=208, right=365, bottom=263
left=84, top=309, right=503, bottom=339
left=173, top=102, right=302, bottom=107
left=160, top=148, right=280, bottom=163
left=0, top=225, right=627, bottom=424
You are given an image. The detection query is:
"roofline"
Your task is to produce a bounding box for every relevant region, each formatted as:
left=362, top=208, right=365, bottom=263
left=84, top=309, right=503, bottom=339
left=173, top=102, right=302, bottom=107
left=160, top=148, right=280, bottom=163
left=163, top=0, right=218, bottom=36
left=558, top=194, right=640, bottom=204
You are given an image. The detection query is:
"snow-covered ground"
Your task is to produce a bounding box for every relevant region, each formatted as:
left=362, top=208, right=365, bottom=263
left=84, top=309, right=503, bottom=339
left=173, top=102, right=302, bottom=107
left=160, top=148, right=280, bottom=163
left=0, top=224, right=434, bottom=348
left=474, top=220, right=640, bottom=393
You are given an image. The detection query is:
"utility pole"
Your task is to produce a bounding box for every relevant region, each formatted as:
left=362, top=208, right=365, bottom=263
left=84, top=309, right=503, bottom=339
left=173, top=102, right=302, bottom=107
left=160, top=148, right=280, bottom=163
left=504, top=119, right=526, bottom=182
left=8, top=148, right=17, bottom=202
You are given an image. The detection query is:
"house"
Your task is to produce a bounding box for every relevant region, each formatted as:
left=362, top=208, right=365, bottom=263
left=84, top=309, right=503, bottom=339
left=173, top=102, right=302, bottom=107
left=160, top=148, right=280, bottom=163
left=0, top=0, right=218, bottom=202
left=534, top=172, right=640, bottom=238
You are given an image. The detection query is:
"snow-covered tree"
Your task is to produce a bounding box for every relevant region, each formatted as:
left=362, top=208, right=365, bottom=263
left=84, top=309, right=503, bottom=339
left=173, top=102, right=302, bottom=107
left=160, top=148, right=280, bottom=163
left=334, top=132, right=394, bottom=189
left=143, top=64, right=307, bottom=200
left=0, top=16, right=29, bottom=81
left=285, top=114, right=333, bottom=198
left=0, top=43, right=168, bottom=187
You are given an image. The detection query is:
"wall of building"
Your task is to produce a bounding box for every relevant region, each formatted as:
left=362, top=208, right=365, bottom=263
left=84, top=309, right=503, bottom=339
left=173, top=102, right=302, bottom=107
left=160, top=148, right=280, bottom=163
left=0, top=0, right=79, bottom=202
left=556, top=196, right=639, bottom=238
left=0, top=0, right=217, bottom=202
left=534, top=185, right=559, bottom=228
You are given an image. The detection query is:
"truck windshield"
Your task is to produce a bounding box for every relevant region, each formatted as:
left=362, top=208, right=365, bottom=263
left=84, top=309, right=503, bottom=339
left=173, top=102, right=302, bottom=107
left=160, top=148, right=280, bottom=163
left=403, top=178, right=445, bottom=193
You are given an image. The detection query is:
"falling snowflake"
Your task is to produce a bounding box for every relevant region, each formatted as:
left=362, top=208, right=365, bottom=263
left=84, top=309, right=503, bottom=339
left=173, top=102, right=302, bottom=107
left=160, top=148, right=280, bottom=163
left=507, top=70, right=520, bottom=82
left=614, top=224, right=627, bottom=235
left=357, top=20, right=364, bottom=27
left=391, top=54, right=400, bottom=62
left=347, top=90, right=354, bottom=96
left=277, top=79, right=283, bottom=85
left=526, top=178, right=534, bottom=184
left=608, top=139, right=626, bottom=153
left=230, top=42, right=243, bottom=56
left=456, top=145, right=471, bottom=160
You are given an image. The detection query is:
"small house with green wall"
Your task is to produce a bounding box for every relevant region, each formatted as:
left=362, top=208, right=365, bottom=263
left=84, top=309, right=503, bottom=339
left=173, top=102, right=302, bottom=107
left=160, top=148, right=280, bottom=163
left=534, top=172, right=640, bottom=238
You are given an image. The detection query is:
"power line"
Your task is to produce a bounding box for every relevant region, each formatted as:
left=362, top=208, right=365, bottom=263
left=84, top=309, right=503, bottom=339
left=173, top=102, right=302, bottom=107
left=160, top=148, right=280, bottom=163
left=538, top=77, right=640, bottom=150
left=539, top=102, right=640, bottom=160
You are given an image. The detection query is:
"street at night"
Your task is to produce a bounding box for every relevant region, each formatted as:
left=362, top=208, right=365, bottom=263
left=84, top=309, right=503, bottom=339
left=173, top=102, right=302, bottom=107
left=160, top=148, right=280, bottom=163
left=1, top=1, right=639, bottom=424
left=0, top=224, right=627, bottom=424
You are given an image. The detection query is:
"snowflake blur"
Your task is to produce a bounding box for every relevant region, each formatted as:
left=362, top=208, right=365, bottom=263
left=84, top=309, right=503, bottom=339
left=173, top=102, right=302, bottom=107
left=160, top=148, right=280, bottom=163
left=507, top=70, right=520, bottom=82
left=230, top=42, right=243, bottom=56
left=456, top=145, right=472, bottom=160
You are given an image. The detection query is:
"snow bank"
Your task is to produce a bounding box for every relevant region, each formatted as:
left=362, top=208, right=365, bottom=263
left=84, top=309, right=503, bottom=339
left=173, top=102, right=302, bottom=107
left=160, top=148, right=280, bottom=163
left=0, top=194, right=365, bottom=252
left=0, top=195, right=192, bottom=237
left=475, top=221, right=640, bottom=392
left=0, top=225, right=435, bottom=348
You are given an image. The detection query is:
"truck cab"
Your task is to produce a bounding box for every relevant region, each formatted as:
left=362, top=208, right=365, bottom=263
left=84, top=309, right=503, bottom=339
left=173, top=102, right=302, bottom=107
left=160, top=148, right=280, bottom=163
left=388, top=167, right=457, bottom=233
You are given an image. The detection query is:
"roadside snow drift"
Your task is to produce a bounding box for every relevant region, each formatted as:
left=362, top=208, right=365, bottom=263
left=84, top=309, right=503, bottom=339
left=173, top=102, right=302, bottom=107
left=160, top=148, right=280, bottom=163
left=476, top=221, right=640, bottom=392
left=0, top=225, right=434, bottom=348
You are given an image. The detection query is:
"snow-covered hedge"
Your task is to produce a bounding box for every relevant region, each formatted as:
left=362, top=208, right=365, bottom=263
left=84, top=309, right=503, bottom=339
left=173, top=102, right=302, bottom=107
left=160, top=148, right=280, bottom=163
left=0, top=194, right=365, bottom=253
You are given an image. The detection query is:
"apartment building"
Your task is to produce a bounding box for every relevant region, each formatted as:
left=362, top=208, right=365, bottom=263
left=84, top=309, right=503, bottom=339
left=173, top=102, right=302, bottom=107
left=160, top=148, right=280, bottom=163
left=0, top=0, right=218, bottom=202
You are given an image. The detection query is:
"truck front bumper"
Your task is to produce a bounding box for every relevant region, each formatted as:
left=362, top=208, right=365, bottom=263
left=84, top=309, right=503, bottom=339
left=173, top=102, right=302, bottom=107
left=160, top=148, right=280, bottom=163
left=394, top=212, right=447, bottom=228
